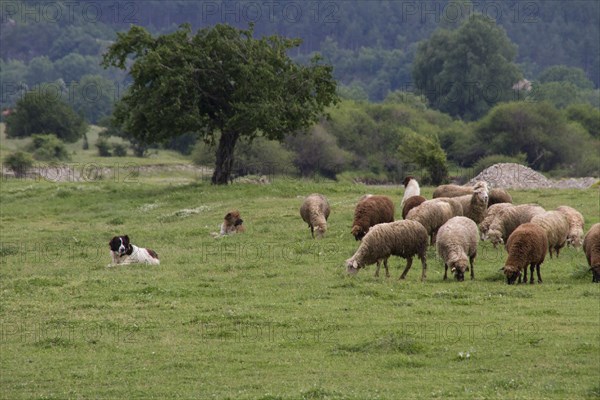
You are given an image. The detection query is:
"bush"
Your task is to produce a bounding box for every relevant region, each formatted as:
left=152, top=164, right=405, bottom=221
left=28, top=134, right=71, bottom=161
left=472, top=153, right=528, bottom=176
left=95, top=138, right=112, bottom=157
left=112, top=143, right=128, bottom=157
left=4, top=151, right=34, bottom=178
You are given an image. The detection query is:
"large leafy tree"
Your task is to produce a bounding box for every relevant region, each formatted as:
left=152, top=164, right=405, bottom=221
left=413, top=14, right=522, bottom=120
left=102, top=23, right=338, bottom=184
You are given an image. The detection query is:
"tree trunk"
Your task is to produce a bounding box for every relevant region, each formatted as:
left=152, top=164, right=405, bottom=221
left=211, top=130, right=240, bottom=184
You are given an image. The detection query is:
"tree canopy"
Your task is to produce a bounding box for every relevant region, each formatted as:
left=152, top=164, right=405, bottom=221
left=412, top=14, right=522, bottom=120
left=102, top=23, right=338, bottom=183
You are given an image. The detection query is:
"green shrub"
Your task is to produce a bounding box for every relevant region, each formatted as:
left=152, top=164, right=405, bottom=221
left=28, top=134, right=71, bottom=161
left=112, top=143, right=128, bottom=157
left=95, top=138, right=112, bottom=157
left=4, top=151, right=35, bottom=178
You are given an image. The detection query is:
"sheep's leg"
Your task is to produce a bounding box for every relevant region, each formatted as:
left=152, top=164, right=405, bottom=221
left=443, top=264, right=448, bottom=280
left=420, top=255, right=427, bottom=281
left=536, top=263, right=543, bottom=283
left=384, top=258, right=390, bottom=278
left=469, top=255, right=475, bottom=280
left=400, top=257, right=413, bottom=280
left=375, top=260, right=380, bottom=277
left=529, top=263, right=535, bottom=284
left=310, top=226, right=314, bottom=238
left=555, top=246, right=560, bottom=258
left=549, top=248, right=553, bottom=258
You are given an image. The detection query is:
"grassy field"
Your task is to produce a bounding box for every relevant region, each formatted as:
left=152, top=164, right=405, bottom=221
left=1, top=162, right=599, bottom=400
left=1, top=121, right=599, bottom=399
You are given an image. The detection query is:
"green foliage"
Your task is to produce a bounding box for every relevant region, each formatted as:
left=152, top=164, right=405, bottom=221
left=538, top=65, right=594, bottom=90
left=102, top=23, right=338, bottom=184
left=111, top=143, right=128, bottom=157
left=95, top=138, right=112, bottom=157
left=4, top=151, right=34, bottom=177
left=28, top=134, right=71, bottom=161
left=528, top=82, right=590, bottom=109
left=472, top=153, right=528, bottom=176
left=413, top=14, right=522, bottom=120
left=71, top=75, right=117, bottom=124
left=5, top=90, right=87, bottom=142
left=565, top=104, right=600, bottom=137
left=192, top=135, right=296, bottom=176
left=285, top=126, right=352, bottom=179
left=471, top=102, right=599, bottom=175
left=398, top=129, right=448, bottom=185
left=25, top=56, right=56, bottom=86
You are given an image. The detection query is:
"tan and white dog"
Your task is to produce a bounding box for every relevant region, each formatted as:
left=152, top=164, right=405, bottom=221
left=220, top=210, right=245, bottom=235
left=108, top=235, right=160, bottom=266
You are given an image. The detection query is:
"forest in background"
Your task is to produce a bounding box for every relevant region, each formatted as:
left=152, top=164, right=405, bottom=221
left=1, top=0, right=599, bottom=182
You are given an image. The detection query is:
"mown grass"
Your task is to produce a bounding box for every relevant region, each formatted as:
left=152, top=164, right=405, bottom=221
left=0, top=166, right=599, bottom=399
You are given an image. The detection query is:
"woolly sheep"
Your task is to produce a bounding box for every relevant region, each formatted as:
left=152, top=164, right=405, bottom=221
left=346, top=220, right=428, bottom=280
left=351, top=195, right=395, bottom=241
left=555, top=205, right=585, bottom=248
left=432, top=183, right=512, bottom=206
left=401, top=176, right=421, bottom=207
left=530, top=211, right=569, bottom=258
left=583, top=223, right=600, bottom=283
left=502, top=223, right=548, bottom=284
left=300, top=193, right=331, bottom=239
left=453, top=183, right=489, bottom=224
left=402, top=195, right=426, bottom=219
left=436, top=217, right=479, bottom=281
left=406, top=200, right=454, bottom=244
left=479, top=203, right=514, bottom=240
left=487, top=204, right=546, bottom=247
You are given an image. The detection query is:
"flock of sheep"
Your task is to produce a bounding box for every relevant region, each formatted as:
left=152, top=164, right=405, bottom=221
left=300, top=178, right=600, bottom=284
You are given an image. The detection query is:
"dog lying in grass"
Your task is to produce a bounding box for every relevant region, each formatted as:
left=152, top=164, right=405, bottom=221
left=108, top=235, right=160, bottom=266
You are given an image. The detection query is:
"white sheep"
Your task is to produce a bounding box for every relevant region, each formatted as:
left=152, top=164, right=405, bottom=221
left=555, top=205, right=585, bottom=248
left=487, top=204, right=546, bottom=247
left=452, top=182, right=489, bottom=224
left=436, top=216, right=479, bottom=281
left=401, top=176, right=420, bottom=207
left=300, top=193, right=330, bottom=239
left=530, top=211, right=569, bottom=258
left=479, top=203, right=514, bottom=240
left=406, top=200, right=454, bottom=245
left=346, top=220, right=429, bottom=280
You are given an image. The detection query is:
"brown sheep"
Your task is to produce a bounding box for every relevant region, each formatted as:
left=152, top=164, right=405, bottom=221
left=351, top=195, right=395, bottom=241
left=583, top=223, right=600, bottom=283
left=402, top=195, right=426, bottom=219
left=432, top=183, right=512, bottom=206
left=502, top=223, right=548, bottom=285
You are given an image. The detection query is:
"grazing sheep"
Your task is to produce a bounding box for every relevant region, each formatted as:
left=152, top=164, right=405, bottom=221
left=583, top=223, right=600, bottom=283
left=430, top=197, right=464, bottom=218
left=351, top=195, right=395, bottom=241
left=530, top=211, right=569, bottom=258
left=502, top=223, right=548, bottom=284
left=453, top=183, right=489, bottom=224
left=436, top=217, right=479, bottom=281
left=346, top=220, right=428, bottom=280
left=555, top=206, right=585, bottom=248
left=487, top=204, right=546, bottom=247
left=432, top=183, right=511, bottom=206
left=300, top=193, right=331, bottom=239
left=488, top=189, right=513, bottom=206
left=401, top=176, right=421, bottom=207
left=479, top=203, right=514, bottom=240
left=406, top=200, right=454, bottom=244
left=402, top=195, right=426, bottom=219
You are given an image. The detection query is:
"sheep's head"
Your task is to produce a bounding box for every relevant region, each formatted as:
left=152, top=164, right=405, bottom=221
left=351, top=225, right=367, bottom=241
left=567, top=231, right=583, bottom=248
left=314, top=226, right=326, bottom=239
left=346, top=258, right=361, bottom=274
left=487, top=230, right=503, bottom=248
left=502, top=265, right=520, bottom=285
left=450, top=260, right=469, bottom=282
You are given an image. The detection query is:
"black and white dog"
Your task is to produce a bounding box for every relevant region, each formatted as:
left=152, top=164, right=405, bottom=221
left=108, top=235, right=160, bottom=266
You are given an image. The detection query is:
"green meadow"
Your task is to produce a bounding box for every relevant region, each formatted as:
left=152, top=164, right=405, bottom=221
left=1, top=140, right=599, bottom=399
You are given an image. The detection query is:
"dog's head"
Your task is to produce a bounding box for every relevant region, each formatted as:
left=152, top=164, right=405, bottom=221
left=224, top=210, right=244, bottom=227
left=109, top=235, right=132, bottom=256
left=402, top=176, right=415, bottom=187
